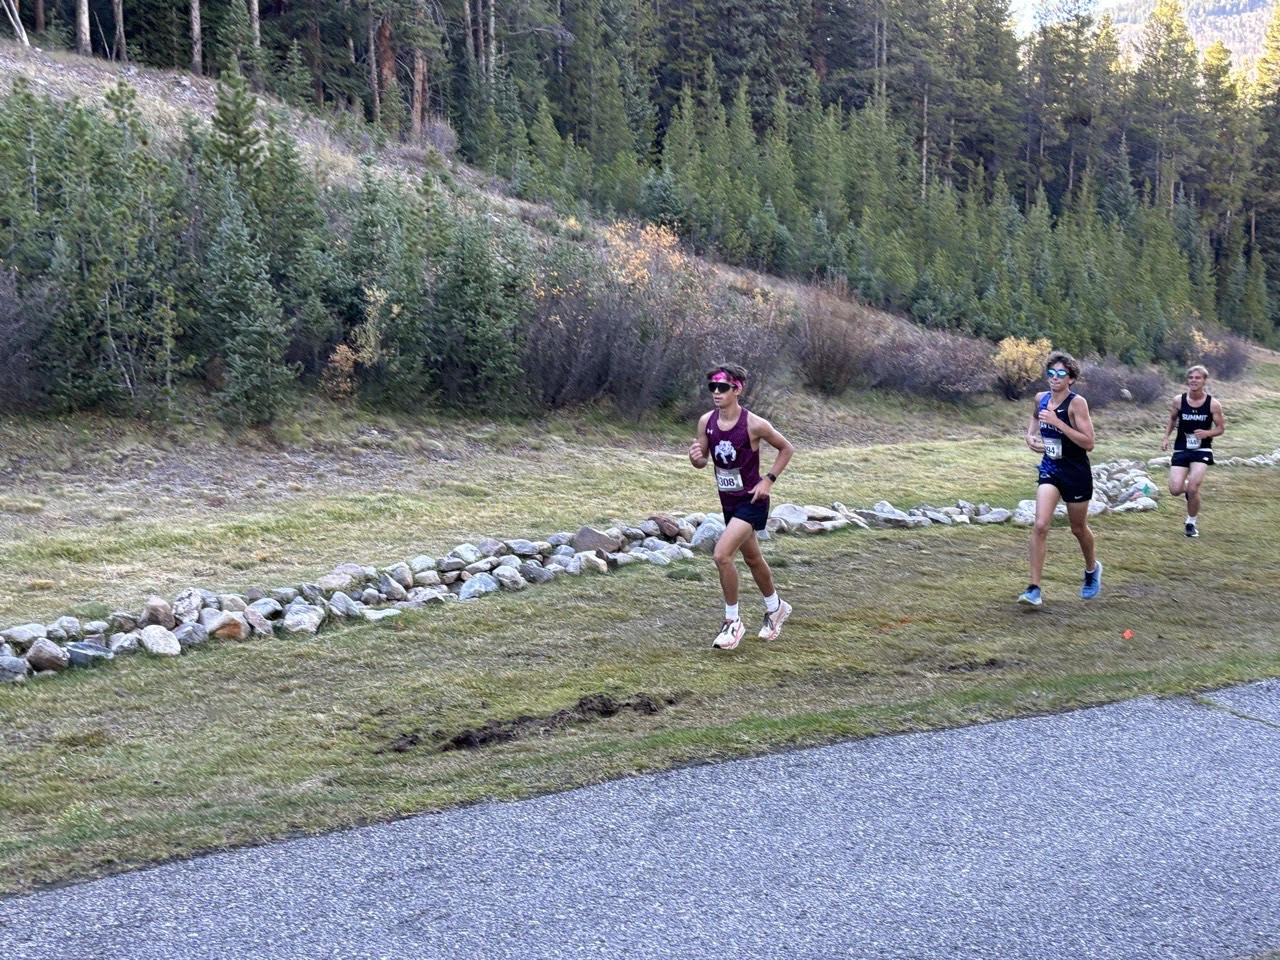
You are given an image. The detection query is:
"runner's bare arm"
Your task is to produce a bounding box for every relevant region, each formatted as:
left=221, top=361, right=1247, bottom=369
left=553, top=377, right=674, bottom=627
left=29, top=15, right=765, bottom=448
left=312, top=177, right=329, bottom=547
left=689, top=412, right=711, bottom=468
left=1200, top=398, right=1226, bottom=440
left=1062, top=395, right=1096, bottom=452
left=1160, top=396, right=1180, bottom=450
left=747, top=414, right=793, bottom=501
left=1026, top=393, right=1046, bottom=452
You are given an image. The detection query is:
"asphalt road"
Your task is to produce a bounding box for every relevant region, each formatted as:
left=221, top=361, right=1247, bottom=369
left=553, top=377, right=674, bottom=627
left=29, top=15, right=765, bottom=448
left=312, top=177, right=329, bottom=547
left=4, top=680, right=1279, bottom=960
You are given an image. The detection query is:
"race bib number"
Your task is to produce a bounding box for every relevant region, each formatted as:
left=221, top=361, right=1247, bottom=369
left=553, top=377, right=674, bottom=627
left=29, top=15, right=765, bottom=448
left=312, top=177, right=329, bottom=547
left=1043, top=437, right=1063, bottom=460
left=715, top=468, right=744, bottom=493
left=1185, top=433, right=1201, bottom=450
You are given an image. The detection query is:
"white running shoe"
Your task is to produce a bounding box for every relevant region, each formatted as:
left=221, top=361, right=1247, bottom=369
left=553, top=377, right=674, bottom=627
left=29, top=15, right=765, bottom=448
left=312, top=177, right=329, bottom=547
left=758, top=600, right=793, bottom=640
left=712, top=618, right=745, bottom=651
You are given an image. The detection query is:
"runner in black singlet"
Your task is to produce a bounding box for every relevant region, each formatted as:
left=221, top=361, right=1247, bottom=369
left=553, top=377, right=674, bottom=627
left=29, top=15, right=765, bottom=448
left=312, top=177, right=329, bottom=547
left=1160, top=365, right=1225, bottom=538
left=689, top=363, right=794, bottom=651
left=1018, top=351, right=1102, bottom=607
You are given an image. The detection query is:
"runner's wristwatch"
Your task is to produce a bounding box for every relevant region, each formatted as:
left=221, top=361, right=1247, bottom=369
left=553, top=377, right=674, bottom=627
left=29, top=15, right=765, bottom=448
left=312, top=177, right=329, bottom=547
left=766, top=472, right=777, bottom=482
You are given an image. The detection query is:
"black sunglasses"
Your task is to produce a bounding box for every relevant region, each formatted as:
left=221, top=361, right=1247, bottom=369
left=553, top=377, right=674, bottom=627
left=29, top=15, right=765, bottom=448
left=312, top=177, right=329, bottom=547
left=708, top=381, right=736, bottom=393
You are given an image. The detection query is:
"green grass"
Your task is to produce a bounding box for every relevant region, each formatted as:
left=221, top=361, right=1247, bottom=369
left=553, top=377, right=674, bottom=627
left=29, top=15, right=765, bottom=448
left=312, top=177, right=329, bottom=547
left=1, top=467, right=1278, bottom=893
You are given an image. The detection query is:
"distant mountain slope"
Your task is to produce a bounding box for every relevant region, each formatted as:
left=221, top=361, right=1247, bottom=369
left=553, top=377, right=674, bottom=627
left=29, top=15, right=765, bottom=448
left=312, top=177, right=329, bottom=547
left=1105, top=0, right=1272, bottom=62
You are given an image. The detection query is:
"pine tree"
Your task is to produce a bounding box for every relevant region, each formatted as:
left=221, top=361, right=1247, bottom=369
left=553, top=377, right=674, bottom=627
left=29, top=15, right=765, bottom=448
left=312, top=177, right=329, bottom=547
left=211, top=67, right=264, bottom=183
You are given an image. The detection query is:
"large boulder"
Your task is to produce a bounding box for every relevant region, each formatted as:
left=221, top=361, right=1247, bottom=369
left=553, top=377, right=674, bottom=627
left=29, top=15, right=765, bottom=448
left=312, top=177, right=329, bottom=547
left=0, top=623, right=47, bottom=653
left=648, top=515, right=681, bottom=539
left=26, top=637, right=70, bottom=671
left=384, top=563, right=414, bottom=589
left=378, top=573, right=408, bottom=602
left=475, top=537, right=507, bottom=558
left=327, top=592, right=363, bottom=619
left=208, top=612, right=251, bottom=642
left=139, top=625, right=181, bottom=657
left=317, top=572, right=356, bottom=594
left=361, top=608, right=402, bottom=623
left=409, top=555, right=437, bottom=574
left=494, top=566, right=528, bottom=591
left=139, top=597, right=176, bottom=630
left=770, top=504, right=809, bottom=526
left=520, top=562, right=557, bottom=585
left=689, top=518, right=725, bottom=553
left=173, top=623, right=209, bottom=648
left=571, top=525, right=622, bottom=554
left=0, top=655, right=28, bottom=682
left=281, top=604, right=325, bottom=635
left=172, top=588, right=204, bottom=625
left=52, top=616, right=83, bottom=640
left=448, top=543, right=482, bottom=565
left=66, top=641, right=113, bottom=668
left=458, top=573, right=500, bottom=600
left=243, top=608, right=275, bottom=637
left=247, top=598, right=283, bottom=620
left=973, top=508, right=1013, bottom=524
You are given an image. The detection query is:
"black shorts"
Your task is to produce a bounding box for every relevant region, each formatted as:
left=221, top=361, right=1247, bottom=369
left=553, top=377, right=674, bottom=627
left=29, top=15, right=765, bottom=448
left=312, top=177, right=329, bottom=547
left=723, top=499, right=769, bottom=531
left=1037, top=471, right=1093, bottom=504
left=1171, top=449, right=1214, bottom=468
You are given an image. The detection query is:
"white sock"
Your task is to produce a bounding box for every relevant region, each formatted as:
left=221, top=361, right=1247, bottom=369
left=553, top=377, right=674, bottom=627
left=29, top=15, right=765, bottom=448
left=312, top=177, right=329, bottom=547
left=763, top=592, right=780, bottom=613
left=1187, top=515, right=1197, bottom=524
left=725, top=603, right=739, bottom=621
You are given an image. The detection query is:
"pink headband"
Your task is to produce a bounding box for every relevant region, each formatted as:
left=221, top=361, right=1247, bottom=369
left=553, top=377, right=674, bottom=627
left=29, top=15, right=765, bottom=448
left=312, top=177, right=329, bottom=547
left=710, top=372, right=742, bottom=389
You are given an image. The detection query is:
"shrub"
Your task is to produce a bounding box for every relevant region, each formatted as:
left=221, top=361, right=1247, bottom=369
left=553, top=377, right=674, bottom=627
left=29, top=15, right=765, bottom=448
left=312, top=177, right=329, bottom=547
left=994, top=336, right=1053, bottom=400
left=865, top=328, right=995, bottom=400
left=792, top=298, right=873, bottom=397
left=1075, top=357, right=1166, bottom=408
left=1196, top=331, right=1250, bottom=381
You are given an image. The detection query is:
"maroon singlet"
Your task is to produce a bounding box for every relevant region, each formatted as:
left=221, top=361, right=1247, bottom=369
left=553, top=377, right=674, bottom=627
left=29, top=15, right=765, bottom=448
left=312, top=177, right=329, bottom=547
left=706, top=408, right=765, bottom=512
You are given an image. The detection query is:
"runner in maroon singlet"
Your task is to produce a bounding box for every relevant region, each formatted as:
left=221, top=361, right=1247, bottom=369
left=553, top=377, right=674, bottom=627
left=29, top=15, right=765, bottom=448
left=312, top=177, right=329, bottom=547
left=688, top=362, right=795, bottom=651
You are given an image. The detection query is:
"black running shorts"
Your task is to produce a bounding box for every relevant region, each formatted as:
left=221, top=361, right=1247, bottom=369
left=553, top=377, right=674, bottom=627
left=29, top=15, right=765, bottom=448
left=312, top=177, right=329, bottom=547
left=1171, top=449, right=1214, bottom=468
left=1037, top=470, right=1093, bottom=504
left=723, top=500, right=769, bottom=531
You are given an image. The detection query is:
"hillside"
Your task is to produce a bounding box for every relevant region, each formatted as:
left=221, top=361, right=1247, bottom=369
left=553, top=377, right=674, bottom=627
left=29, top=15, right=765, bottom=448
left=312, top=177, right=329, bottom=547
left=1105, top=0, right=1271, bottom=62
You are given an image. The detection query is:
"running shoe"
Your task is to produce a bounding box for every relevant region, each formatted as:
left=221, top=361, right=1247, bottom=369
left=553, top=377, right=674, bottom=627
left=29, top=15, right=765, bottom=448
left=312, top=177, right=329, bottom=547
left=1185, top=521, right=1199, bottom=538
left=1017, top=585, right=1043, bottom=607
left=712, top=618, right=745, bottom=650
left=758, top=600, right=793, bottom=640
left=1081, top=561, right=1103, bottom=600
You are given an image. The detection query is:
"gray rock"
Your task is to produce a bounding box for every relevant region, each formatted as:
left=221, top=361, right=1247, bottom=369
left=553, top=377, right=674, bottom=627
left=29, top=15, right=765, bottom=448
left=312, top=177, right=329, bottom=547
left=208, top=612, right=251, bottom=642
left=571, top=525, right=622, bottom=554
left=1, top=623, right=47, bottom=652
left=923, top=510, right=953, bottom=525
left=66, top=641, right=112, bottom=668
left=171, top=591, right=206, bottom=627
left=576, top=552, right=608, bottom=575
left=623, top=527, right=646, bottom=541
left=316, top=572, right=355, bottom=594
left=218, top=595, right=248, bottom=613
left=495, top=555, right=522, bottom=570
left=406, top=586, right=448, bottom=603
left=46, top=626, right=67, bottom=642
left=244, top=608, right=275, bottom=637
left=247, top=598, right=283, bottom=619
left=173, top=623, right=208, bottom=648
left=26, top=637, right=69, bottom=671
left=649, top=515, right=681, bottom=539
left=641, top=536, right=669, bottom=553
left=0, top=655, right=28, bottom=682
left=385, top=563, right=414, bottom=589
left=956, top=499, right=977, bottom=517
left=361, top=608, right=402, bottom=623
left=503, top=539, right=540, bottom=557
left=1087, top=498, right=1108, bottom=517
left=974, top=508, right=1013, bottom=524
left=438, top=557, right=466, bottom=573
left=83, top=620, right=110, bottom=636
left=378, top=573, right=408, bottom=602
left=1113, top=496, right=1158, bottom=513
left=464, top=557, right=500, bottom=575
left=805, top=505, right=841, bottom=521
left=139, top=625, right=181, bottom=657
left=270, top=587, right=300, bottom=604
left=413, top=570, right=443, bottom=588
left=551, top=544, right=575, bottom=557
left=408, top=555, right=437, bottom=574
left=360, top=588, right=383, bottom=605
left=1013, top=500, right=1037, bottom=526
left=770, top=504, right=809, bottom=526
left=449, top=543, right=482, bottom=565
left=613, top=552, right=639, bottom=566
left=52, top=615, right=82, bottom=640
left=520, top=562, right=557, bottom=585
left=440, top=572, right=461, bottom=585
left=820, top=518, right=852, bottom=532
left=646, top=551, right=672, bottom=566
left=328, top=592, right=363, bottom=618
left=475, top=537, right=507, bottom=558
left=547, top=532, right=573, bottom=547
left=108, top=631, right=140, bottom=654
left=140, top=597, right=176, bottom=630
left=766, top=517, right=790, bottom=534
left=676, top=522, right=696, bottom=542
left=108, top=611, right=138, bottom=633
left=690, top=518, right=726, bottom=553
left=281, top=605, right=325, bottom=635
left=639, top=519, right=662, bottom=537
left=299, top=583, right=325, bottom=604
left=458, top=573, right=501, bottom=600
left=0, top=642, right=10, bottom=658
left=494, top=566, right=528, bottom=591
left=243, top=587, right=267, bottom=602
left=198, top=607, right=222, bottom=629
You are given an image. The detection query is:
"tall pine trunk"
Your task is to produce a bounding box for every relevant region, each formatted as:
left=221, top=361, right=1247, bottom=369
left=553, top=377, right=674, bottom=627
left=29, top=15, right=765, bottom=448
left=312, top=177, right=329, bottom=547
left=368, top=8, right=381, bottom=122
left=412, top=48, right=429, bottom=143
left=487, top=0, right=496, bottom=82
left=920, top=85, right=929, bottom=202
left=76, top=0, right=90, bottom=55
left=190, top=0, right=203, bottom=74
left=249, top=0, right=260, bottom=48
left=112, top=0, right=126, bottom=62
left=34, top=0, right=44, bottom=34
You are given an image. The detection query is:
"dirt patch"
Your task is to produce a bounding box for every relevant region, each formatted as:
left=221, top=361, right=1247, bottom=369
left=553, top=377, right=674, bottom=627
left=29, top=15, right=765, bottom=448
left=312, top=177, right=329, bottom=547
left=380, top=691, right=682, bottom=754
left=942, top=657, right=1025, bottom=673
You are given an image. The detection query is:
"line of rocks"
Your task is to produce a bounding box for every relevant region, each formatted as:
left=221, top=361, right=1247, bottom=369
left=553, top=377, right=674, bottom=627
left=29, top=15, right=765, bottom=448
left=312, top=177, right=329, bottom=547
left=0, top=456, right=1218, bottom=685
left=1147, top=446, right=1280, bottom=469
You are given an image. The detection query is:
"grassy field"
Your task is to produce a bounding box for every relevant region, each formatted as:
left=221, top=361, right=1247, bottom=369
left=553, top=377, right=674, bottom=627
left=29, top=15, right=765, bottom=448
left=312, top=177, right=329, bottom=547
left=2, top=379, right=1279, bottom=893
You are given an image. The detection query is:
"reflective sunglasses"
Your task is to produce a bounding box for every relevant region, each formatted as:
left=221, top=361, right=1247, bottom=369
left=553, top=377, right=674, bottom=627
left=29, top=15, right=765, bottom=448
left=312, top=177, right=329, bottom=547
left=708, top=381, right=736, bottom=393
left=1046, top=367, right=1069, bottom=378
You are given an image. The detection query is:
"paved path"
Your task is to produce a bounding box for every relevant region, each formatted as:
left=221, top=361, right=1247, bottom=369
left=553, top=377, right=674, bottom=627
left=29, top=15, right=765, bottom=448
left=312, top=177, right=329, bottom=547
left=4, top=681, right=1280, bottom=960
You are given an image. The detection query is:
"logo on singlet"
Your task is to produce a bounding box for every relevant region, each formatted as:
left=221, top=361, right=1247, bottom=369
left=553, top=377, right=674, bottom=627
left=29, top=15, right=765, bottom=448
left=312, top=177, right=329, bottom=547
left=714, top=440, right=737, bottom=464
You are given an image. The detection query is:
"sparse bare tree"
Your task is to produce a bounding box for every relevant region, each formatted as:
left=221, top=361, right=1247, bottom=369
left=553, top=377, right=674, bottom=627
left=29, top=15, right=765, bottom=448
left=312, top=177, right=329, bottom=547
left=112, top=0, right=127, bottom=61
left=1, top=0, right=30, bottom=46
left=76, top=0, right=91, bottom=55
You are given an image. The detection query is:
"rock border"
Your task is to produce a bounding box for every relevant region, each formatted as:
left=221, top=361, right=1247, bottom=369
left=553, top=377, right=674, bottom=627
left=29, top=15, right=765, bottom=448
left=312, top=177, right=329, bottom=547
left=2, top=454, right=1269, bottom=684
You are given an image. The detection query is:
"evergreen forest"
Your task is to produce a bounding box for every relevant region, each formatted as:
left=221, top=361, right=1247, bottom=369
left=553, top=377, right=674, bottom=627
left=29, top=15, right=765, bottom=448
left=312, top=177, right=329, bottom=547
left=3, top=0, right=1280, bottom=423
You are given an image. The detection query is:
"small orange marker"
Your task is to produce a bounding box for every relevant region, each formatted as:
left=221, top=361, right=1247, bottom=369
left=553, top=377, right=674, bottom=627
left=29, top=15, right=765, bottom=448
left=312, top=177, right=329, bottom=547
left=1122, top=629, right=1134, bottom=640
